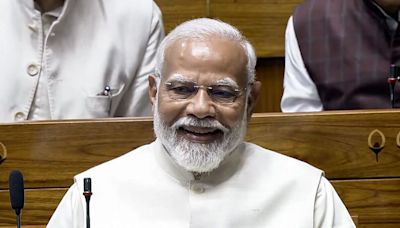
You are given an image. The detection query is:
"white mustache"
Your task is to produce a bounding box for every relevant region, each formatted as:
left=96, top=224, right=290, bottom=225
left=172, top=116, right=229, bottom=133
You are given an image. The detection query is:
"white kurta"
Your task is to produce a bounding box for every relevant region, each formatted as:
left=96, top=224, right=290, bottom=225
left=0, top=0, right=164, bottom=122
left=280, top=16, right=323, bottom=113
left=47, top=140, right=355, bottom=228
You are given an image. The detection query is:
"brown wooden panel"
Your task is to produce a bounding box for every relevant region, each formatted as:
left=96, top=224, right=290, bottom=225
left=332, top=179, right=400, bottom=226
left=254, top=57, right=284, bottom=113
left=362, top=225, right=400, bottom=228
left=352, top=215, right=359, bottom=227
left=155, top=0, right=208, bottom=33
left=1, top=111, right=400, bottom=190
left=0, top=118, right=155, bottom=189
left=1, top=179, right=399, bottom=226
left=209, top=0, right=302, bottom=57
left=0, top=188, right=67, bottom=226
left=358, top=225, right=400, bottom=228
left=248, top=110, right=400, bottom=179
left=156, top=0, right=302, bottom=58
left=1, top=226, right=43, bottom=228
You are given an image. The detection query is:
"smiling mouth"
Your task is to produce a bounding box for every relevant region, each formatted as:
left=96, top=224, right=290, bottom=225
left=177, top=126, right=224, bottom=143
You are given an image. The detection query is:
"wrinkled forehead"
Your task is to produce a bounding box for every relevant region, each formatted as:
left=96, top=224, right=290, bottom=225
left=161, top=37, right=248, bottom=85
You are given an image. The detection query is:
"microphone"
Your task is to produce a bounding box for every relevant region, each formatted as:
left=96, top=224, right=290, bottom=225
left=8, top=170, right=24, bottom=228
left=388, top=64, right=398, bottom=108
left=83, top=178, right=92, bottom=228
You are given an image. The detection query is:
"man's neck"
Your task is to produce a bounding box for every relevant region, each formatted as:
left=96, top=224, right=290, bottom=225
left=374, top=0, right=400, bottom=18
left=34, top=0, right=65, bottom=13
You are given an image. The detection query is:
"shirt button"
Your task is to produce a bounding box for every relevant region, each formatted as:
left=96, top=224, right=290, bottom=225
left=191, top=183, right=205, bottom=193
left=27, top=64, right=41, bottom=76
left=14, top=112, right=26, bottom=121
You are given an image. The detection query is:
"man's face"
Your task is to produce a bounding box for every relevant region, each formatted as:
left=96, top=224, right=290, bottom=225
left=149, top=37, right=259, bottom=173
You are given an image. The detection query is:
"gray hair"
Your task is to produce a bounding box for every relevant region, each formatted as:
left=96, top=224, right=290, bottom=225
left=155, top=18, right=257, bottom=86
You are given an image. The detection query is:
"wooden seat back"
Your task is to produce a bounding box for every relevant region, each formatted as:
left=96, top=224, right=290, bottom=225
left=1, top=110, right=400, bottom=227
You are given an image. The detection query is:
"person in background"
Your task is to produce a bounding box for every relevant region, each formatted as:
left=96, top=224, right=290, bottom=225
left=281, top=0, right=400, bottom=112
left=47, top=18, right=355, bottom=227
left=0, top=0, right=164, bottom=122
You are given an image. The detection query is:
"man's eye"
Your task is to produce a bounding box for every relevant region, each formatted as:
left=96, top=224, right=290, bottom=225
left=170, top=86, right=195, bottom=95
left=210, top=88, right=236, bottom=99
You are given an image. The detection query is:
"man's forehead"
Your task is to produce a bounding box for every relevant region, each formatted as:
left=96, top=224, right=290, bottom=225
left=162, top=37, right=248, bottom=84
left=165, top=36, right=244, bottom=56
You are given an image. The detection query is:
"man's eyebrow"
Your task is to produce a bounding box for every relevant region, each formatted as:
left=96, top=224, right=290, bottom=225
left=166, top=74, right=194, bottom=83
left=215, top=78, right=239, bottom=87
left=166, top=74, right=240, bottom=87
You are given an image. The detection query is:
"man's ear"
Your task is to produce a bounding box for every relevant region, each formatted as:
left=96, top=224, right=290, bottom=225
left=246, top=81, right=262, bottom=119
left=148, top=75, right=158, bottom=111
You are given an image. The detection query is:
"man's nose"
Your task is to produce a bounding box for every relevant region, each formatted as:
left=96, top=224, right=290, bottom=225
left=186, top=89, right=216, bottom=119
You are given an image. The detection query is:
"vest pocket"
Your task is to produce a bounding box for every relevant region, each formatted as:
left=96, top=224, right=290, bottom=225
left=85, top=85, right=124, bottom=117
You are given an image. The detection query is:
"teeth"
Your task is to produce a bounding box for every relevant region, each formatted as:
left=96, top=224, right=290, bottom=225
left=183, top=126, right=217, bottom=134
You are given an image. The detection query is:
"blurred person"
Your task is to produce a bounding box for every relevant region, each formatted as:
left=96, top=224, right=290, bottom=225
left=281, top=0, right=400, bottom=112
left=0, top=0, right=164, bottom=121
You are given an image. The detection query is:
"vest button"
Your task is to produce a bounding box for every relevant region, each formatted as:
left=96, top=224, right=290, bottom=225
left=27, top=64, right=41, bottom=76
left=14, top=112, right=26, bottom=121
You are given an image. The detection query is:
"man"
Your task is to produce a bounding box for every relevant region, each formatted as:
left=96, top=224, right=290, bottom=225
left=47, top=18, right=355, bottom=227
left=0, top=0, right=164, bottom=122
left=281, top=0, right=400, bottom=112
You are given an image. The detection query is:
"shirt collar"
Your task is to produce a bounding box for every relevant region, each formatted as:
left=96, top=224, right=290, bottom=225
left=154, top=139, right=245, bottom=186
left=43, top=5, right=63, bottom=18
left=26, top=0, right=73, bottom=20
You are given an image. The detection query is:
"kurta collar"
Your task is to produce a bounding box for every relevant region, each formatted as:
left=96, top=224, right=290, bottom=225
left=154, top=139, right=245, bottom=186
left=22, top=0, right=74, bottom=21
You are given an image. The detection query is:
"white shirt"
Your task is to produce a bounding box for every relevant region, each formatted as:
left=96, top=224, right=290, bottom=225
left=47, top=140, right=355, bottom=228
left=281, top=3, right=399, bottom=113
left=29, top=4, right=63, bottom=120
left=0, top=0, right=164, bottom=122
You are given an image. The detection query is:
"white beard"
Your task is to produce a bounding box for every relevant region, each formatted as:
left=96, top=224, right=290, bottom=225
left=153, top=100, right=248, bottom=173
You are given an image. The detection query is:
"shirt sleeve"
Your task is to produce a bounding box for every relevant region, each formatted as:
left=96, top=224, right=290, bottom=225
left=280, top=16, right=323, bottom=113
left=115, top=2, right=165, bottom=117
left=313, top=177, right=356, bottom=228
left=46, top=183, right=85, bottom=228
